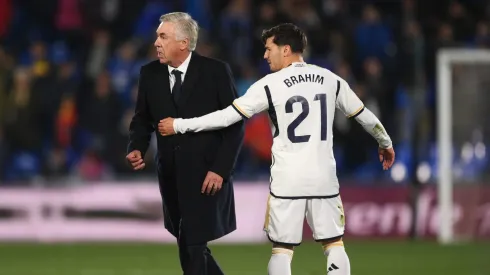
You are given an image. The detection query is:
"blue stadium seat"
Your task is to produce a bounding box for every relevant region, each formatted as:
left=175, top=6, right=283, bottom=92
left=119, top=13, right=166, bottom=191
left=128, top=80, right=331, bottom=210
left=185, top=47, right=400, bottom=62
left=4, top=151, right=41, bottom=181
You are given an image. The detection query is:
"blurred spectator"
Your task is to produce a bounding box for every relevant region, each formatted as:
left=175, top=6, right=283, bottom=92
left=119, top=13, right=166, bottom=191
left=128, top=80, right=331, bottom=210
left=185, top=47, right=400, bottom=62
left=194, top=38, right=218, bottom=60
left=397, top=20, right=429, bottom=150
left=55, top=0, right=83, bottom=52
left=220, top=0, right=252, bottom=65
left=42, top=145, right=71, bottom=180
left=446, top=1, right=474, bottom=42
left=355, top=5, right=393, bottom=65
left=0, top=0, right=13, bottom=39
left=3, top=68, right=42, bottom=153
left=279, top=0, right=324, bottom=54
left=0, top=58, right=5, bottom=179
left=320, top=0, right=349, bottom=31
left=0, top=46, right=13, bottom=126
left=401, top=0, right=416, bottom=24
left=107, top=41, right=139, bottom=108
left=325, top=31, right=349, bottom=69
left=426, top=22, right=460, bottom=81
left=399, top=20, right=425, bottom=89
left=236, top=63, right=258, bottom=96
left=255, top=1, right=287, bottom=31
left=74, top=148, right=113, bottom=182
left=79, top=71, right=122, bottom=167
left=279, top=0, right=321, bottom=30
left=132, top=0, right=173, bottom=42
left=85, top=30, right=112, bottom=80
left=362, top=58, right=389, bottom=119
left=1, top=0, right=489, bottom=183
left=252, top=1, right=289, bottom=60
left=82, top=0, right=121, bottom=30
left=185, top=0, right=212, bottom=31
left=474, top=21, right=490, bottom=48
left=54, top=93, right=77, bottom=150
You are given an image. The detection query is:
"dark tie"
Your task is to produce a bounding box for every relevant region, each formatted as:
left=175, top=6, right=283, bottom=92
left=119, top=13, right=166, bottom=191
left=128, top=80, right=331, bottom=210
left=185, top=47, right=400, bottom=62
left=172, top=69, right=183, bottom=103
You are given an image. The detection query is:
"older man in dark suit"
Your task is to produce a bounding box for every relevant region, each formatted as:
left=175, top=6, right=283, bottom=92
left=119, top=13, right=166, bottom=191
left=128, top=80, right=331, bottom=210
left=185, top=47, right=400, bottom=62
left=126, top=12, right=244, bottom=275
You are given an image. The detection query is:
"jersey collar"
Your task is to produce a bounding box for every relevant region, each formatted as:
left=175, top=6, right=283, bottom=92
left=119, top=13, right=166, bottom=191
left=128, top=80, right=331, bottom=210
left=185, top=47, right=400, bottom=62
left=289, top=62, right=306, bottom=67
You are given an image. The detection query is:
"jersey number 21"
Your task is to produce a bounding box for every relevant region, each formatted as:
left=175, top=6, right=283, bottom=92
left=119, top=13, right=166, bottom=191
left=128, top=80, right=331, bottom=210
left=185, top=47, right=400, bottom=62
left=285, top=94, right=327, bottom=143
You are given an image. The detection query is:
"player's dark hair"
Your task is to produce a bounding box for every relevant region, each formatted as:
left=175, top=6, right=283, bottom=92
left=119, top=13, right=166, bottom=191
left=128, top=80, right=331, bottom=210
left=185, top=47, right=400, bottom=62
left=261, top=23, right=307, bottom=54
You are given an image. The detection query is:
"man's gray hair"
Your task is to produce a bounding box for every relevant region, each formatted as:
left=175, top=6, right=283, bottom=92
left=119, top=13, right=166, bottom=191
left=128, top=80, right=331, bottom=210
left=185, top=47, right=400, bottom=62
left=160, top=12, right=199, bottom=51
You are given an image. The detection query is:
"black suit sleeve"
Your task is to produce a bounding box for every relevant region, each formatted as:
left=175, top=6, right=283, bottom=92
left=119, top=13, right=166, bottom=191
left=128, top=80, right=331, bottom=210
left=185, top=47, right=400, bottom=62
left=210, top=63, right=245, bottom=180
left=127, top=67, right=154, bottom=156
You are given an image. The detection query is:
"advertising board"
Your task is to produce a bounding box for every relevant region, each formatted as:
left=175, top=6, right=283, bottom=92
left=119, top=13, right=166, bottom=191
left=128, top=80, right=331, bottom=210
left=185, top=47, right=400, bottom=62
left=0, top=183, right=489, bottom=242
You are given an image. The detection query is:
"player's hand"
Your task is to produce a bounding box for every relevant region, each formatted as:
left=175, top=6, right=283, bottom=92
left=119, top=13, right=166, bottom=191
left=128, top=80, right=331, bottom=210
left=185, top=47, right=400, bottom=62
left=126, top=150, right=145, bottom=170
left=202, top=171, right=223, bottom=195
left=378, top=147, right=395, bottom=170
left=159, top=118, right=176, bottom=136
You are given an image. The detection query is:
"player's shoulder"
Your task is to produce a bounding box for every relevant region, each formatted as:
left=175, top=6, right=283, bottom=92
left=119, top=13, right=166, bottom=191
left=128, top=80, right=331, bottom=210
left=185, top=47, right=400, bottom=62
left=306, top=63, right=337, bottom=78
left=307, top=63, right=348, bottom=86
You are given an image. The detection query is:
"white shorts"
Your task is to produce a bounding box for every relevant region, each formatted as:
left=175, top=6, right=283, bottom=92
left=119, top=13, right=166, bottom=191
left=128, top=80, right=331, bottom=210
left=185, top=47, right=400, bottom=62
left=263, top=195, right=345, bottom=245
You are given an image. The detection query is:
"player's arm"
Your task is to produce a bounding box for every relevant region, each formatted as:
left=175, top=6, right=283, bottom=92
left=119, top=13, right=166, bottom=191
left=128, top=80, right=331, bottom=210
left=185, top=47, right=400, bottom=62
left=173, top=82, right=269, bottom=134
left=335, top=80, right=392, bottom=148
left=174, top=105, right=242, bottom=133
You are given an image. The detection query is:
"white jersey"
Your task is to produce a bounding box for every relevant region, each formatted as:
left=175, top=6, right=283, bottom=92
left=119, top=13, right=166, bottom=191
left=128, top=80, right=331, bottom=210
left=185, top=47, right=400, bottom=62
left=232, top=62, right=364, bottom=198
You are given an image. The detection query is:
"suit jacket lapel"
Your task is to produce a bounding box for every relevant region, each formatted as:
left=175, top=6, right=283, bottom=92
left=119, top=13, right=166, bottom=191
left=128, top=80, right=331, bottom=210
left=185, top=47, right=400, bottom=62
left=177, top=53, right=200, bottom=108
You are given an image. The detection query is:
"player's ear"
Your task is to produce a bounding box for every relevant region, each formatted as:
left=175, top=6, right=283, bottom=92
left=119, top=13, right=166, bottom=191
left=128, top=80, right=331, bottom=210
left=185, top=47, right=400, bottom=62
left=180, top=38, right=189, bottom=50
left=283, top=45, right=291, bottom=57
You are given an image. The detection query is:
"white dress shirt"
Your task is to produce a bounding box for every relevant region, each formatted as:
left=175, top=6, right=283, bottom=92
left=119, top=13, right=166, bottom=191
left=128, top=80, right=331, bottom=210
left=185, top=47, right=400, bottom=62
left=168, top=52, right=192, bottom=92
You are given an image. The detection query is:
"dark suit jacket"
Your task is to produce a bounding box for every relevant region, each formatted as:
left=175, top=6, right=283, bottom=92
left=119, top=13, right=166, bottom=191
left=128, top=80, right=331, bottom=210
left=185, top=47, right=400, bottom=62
left=127, top=53, right=244, bottom=245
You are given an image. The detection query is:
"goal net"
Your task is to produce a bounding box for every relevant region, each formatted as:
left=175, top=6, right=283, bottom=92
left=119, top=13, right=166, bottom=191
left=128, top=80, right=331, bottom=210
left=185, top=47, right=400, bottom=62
left=437, top=49, right=490, bottom=244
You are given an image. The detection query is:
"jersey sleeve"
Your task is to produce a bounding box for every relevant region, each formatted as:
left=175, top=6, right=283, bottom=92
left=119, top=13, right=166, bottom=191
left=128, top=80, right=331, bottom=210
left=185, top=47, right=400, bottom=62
left=231, top=81, right=269, bottom=119
left=174, top=105, right=242, bottom=134
left=335, top=80, right=365, bottom=118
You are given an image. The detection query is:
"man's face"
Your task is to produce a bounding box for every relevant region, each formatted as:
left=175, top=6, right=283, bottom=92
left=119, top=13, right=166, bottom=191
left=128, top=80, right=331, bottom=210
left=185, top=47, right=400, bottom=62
left=154, top=22, right=184, bottom=65
left=264, top=37, right=283, bottom=72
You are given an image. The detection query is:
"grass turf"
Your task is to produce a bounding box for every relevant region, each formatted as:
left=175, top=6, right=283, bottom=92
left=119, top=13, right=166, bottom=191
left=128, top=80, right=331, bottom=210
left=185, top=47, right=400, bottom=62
left=1, top=240, right=489, bottom=274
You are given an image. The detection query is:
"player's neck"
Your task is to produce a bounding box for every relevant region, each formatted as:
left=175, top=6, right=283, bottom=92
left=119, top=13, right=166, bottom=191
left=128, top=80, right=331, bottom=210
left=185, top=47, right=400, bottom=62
left=283, top=55, right=304, bottom=69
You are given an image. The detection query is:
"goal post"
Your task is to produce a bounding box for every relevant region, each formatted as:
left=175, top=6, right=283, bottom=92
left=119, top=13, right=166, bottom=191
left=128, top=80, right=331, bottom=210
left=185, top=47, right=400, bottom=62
left=436, top=49, right=490, bottom=244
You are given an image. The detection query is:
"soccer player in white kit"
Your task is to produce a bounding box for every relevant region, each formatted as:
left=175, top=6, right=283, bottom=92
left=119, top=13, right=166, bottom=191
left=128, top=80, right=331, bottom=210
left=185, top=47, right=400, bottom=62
left=158, top=23, right=395, bottom=275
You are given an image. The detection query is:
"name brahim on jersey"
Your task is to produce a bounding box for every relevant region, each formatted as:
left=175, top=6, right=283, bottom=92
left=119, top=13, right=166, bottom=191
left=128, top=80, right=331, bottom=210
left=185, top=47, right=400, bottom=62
left=283, top=73, right=324, bottom=88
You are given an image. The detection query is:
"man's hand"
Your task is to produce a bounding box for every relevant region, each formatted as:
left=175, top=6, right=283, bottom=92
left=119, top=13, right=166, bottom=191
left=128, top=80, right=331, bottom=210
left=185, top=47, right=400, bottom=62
left=159, top=118, right=176, bottom=136
left=202, top=171, right=223, bottom=195
left=126, top=150, right=145, bottom=170
left=378, top=147, right=395, bottom=170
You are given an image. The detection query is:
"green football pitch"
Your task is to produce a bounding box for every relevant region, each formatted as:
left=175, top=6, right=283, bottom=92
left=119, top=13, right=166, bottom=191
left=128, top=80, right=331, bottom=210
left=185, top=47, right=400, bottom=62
left=1, top=240, right=488, bottom=275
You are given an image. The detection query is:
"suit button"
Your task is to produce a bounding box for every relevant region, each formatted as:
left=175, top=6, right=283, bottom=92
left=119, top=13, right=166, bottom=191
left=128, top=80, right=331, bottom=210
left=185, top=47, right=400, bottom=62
left=174, top=145, right=180, bottom=151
